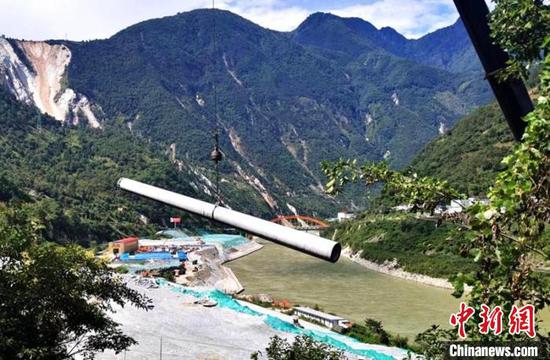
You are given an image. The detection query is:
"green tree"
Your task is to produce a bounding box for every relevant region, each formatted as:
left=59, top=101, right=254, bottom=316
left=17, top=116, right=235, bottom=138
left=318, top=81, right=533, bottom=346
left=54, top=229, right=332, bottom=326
left=343, top=318, right=394, bottom=346
left=364, top=319, right=390, bottom=345
left=0, top=173, right=26, bottom=202
left=322, top=0, right=549, bottom=357
left=489, top=0, right=550, bottom=79
left=0, top=204, right=151, bottom=359
left=251, top=335, right=345, bottom=360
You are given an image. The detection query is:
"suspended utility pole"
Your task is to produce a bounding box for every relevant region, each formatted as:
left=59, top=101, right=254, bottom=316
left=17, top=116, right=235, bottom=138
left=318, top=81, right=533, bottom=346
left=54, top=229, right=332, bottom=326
left=453, top=0, right=533, bottom=141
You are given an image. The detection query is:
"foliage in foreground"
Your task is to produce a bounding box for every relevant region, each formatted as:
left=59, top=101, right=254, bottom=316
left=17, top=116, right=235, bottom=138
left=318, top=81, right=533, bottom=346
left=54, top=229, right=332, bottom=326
left=251, top=335, right=345, bottom=360
left=0, top=204, right=150, bottom=359
left=322, top=0, right=549, bottom=357
left=324, top=160, right=462, bottom=215
left=343, top=318, right=409, bottom=349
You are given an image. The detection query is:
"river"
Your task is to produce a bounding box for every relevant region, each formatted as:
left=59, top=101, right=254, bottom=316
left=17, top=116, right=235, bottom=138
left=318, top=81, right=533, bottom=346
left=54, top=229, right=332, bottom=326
left=228, top=240, right=461, bottom=339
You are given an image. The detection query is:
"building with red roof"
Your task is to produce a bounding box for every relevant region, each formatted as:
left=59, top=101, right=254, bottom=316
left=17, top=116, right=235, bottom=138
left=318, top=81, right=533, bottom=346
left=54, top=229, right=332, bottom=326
left=108, top=237, right=139, bottom=255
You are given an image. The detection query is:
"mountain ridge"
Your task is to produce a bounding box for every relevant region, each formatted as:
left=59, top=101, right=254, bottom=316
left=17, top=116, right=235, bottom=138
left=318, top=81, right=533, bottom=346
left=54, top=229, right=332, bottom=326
left=0, top=9, right=492, bottom=215
left=292, top=12, right=480, bottom=73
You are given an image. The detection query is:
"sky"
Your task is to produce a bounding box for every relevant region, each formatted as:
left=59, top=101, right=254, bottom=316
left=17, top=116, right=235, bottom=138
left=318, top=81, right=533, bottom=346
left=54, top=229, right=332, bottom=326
left=0, top=0, right=464, bottom=41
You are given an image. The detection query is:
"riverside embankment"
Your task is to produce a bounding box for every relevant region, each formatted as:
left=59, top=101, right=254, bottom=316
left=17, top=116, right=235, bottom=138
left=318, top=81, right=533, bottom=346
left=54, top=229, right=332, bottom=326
left=228, top=239, right=462, bottom=339
left=341, top=247, right=454, bottom=289
left=97, top=276, right=412, bottom=360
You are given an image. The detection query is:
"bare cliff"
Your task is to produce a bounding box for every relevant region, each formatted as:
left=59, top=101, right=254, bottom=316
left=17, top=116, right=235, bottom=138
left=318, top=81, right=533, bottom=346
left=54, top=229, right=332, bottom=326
left=0, top=37, right=101, bottom=127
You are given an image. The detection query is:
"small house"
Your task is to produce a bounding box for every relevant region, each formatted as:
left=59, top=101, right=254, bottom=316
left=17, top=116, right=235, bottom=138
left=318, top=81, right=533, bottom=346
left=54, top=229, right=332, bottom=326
left=109, top=237, right=139, bottom=255
left=337, top=211, right=356, bottom=222
left=293, top=306, right=351, bottom=329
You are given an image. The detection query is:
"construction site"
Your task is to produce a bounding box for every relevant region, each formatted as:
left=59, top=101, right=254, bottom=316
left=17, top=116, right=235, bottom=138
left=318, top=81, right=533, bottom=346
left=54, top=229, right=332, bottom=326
left=105, top=229, right=263, bottom=294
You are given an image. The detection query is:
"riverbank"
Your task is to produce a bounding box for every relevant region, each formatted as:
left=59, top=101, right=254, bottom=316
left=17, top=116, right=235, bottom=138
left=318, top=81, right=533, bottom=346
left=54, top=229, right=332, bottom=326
left=326, top=213, right=478, bottom=280
left=223, top=239, right=263, bottom=262
left=96, top=278, right=283, bottom=360
left=228, top=240, right=461, bottom=339
left=342, top=247, right=454, bottom=290
left=183, top=239, right=263, bottom=294
left=239, top=300, right=412, bottom=359
left=215, top=239, right=263, bottom=293
left=97, top=276, right=412, bottom=360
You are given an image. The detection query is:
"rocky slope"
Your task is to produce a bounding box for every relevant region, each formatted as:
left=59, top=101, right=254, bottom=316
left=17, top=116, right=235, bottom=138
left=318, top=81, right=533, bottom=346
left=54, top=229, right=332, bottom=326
left=0, top=37, right=100, bottom=127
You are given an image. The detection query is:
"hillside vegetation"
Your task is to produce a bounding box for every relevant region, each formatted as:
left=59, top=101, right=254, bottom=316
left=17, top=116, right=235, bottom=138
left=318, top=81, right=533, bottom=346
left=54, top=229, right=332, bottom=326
left=0, top=9, right=498, bottom=244
left=326, top=102, right=514, bottom=278
left=326, top=213, right=477, bottom=278
left=411, top=102, right=514, bottom=195
left=0, top=89, right=272, bottom=245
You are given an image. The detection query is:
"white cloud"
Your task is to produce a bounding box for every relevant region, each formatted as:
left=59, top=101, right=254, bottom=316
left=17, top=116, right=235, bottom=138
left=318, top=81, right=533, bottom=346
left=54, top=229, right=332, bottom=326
left=329, top=0, right=458, bottom=39
left=220, top=2, right=310, bottom=32
left=0, top=0, right=212, bottom=41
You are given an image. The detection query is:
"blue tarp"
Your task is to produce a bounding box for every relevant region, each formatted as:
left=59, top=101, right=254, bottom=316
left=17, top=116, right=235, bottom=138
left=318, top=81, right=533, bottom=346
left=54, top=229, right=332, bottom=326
left=120, top=251, right=187, bottom=262
left=157, top=229, right=248, bottom=249
left=156, top=279, right=402, bottom=360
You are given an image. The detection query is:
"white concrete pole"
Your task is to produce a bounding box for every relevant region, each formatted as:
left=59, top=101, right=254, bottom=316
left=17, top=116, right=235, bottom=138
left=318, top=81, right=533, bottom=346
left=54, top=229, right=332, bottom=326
left=117, top=178, right=341, bottom=262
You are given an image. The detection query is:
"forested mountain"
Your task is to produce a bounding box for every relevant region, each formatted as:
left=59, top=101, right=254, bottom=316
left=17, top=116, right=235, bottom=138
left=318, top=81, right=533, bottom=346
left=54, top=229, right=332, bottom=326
left=0, top=89, right=286, bottom=244
left=325, top=102, right=513, bottom=279
left=411, top=102, right=514, bottom=195
left=0, top=9, right=493, bottom=215
left=292, top=13, right=481, bottom=74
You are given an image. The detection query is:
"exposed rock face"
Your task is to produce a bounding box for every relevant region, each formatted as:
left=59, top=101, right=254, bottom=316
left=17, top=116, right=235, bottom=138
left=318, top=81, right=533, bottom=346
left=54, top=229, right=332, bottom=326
left=391, top=91, right=399, bottom=106
left=438, top=121, right=447, bottom=135
left=233, top=162, right=279, bottom=211
left=0, top=37, right=100, bottom=127
left=342, top=247, right=454, bottom=290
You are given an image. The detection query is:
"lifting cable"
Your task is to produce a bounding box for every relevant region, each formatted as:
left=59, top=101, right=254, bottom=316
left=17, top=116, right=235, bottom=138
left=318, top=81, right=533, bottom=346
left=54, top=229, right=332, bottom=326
left=209, top=0, right=223, bottom=205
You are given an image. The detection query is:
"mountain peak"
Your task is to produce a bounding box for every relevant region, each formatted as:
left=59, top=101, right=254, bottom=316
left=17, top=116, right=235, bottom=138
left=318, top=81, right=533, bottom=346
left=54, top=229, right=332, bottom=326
left=294, top=12, right=337, bottom=33
left=416, top=17, right=464, bottom=41
left=112, top=7, right=265, bottom=41
left=378, top=26, right=407, bottom=44
left=292, top=12, right=382, bottom=56
left=296, top=12, right=378, bottom=34
left=379, top=26, right=402, bottom=37
left=0, top=6, right=490, bottom=221
left=292, top=12, right=478, bottom=73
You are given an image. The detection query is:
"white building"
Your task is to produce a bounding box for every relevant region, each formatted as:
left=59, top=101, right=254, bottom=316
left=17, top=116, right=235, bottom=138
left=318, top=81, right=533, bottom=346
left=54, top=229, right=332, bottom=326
left=337, top=212, right=356, bottom=222
left=438, top=197, right=489, bottom=214
left=447, top=198, right=476, bottom=214
left=393, top=204, right=413, bottom=212
left=293, top=306, right=351, bottom=329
